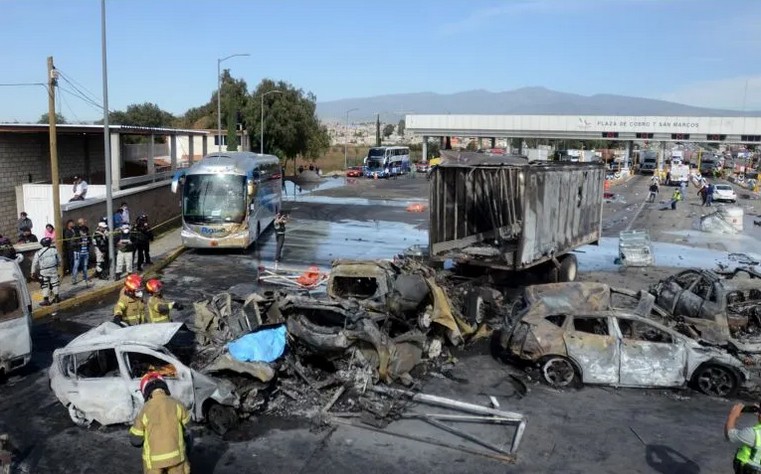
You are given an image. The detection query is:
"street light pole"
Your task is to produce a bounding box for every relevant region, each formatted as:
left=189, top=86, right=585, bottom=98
left=344, top=108, right=358, bottom=170
left=101, top=0, right=116, bottom=279
left=216, top=53, right=250, bottom=152
left=260, top=90, right=283, bottom=154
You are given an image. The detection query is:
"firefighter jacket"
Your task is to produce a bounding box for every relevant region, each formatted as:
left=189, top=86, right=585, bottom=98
left=129, top=389, right=191, bottom=471
left=114, top=288, right=146, bottom=326
left=31, top=246, right=60, bottom=278
left=147, top=295, right=174, bottom=323
left=116, top=230, right=135, bottom=253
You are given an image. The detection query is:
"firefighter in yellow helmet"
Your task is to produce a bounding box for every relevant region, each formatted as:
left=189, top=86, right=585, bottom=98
left=145, top=279, right=183, bottom=324
left=113, top=274, right=147, bottom=326
left=129, top=372, right=192, bottom=474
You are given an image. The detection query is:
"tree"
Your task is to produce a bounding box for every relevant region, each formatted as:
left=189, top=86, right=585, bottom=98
left=244, top=79, right=324, bottom=172
left=226, top=109, right=238, bottom=151
left=397, top=119, right=405, bottom=136
left=109, top=102, right=174, bottom=128
left=38, top=113, right=66, bottom=124
left=305, top=124, right=330, bottom=162
left=383, top=124, right=395, bottom=138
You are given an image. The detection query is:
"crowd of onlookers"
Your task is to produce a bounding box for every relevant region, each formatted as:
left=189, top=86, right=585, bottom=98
left=0, top=200, right=156, bottom=286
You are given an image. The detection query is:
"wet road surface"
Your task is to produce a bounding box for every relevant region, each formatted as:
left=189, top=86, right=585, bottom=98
left=0, top=175, right=748, bottom=473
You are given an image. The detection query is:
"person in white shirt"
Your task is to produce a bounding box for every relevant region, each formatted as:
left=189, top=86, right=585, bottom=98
left=70, top=176, right=88, bottom=201
left=120, top=202, right=130, bottom=224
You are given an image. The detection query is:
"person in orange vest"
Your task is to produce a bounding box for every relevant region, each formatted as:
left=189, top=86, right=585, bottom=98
left=129, top=372, right=192, bottom=474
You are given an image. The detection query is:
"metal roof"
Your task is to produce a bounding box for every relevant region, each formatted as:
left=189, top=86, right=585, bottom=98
left=0, top=123, right=209, bottom=136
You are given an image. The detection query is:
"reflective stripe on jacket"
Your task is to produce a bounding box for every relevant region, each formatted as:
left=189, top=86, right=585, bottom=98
left=736, top=424, right=761, bottom=468
left=129, top=390, right=190, bottom=470
left=114, top=289, right=145, bottom=325
left=147, top=296, right=172, bottom=323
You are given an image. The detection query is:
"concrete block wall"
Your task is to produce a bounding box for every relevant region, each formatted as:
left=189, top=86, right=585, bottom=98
left=0, top=133, right=105, bottom=240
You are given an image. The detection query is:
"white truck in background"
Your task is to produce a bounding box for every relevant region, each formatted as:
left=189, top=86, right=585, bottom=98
left=671, top=150, right=684, bottom=162
left=667, top=159, right=691, bottom=186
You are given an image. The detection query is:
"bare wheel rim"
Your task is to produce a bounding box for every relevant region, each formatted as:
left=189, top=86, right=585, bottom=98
left=697, top=366, right=734, bottom=396
left=542, top=358, right=575, bottom=387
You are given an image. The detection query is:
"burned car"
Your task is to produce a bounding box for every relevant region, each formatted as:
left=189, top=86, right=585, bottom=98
left=498, top=282, right=748, bottom=397
left=49, top=322, right=244, bottom=433
left=651, top=268, right=761, bottom=346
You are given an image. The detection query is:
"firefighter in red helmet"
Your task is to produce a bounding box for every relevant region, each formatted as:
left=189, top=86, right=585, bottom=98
left=113, top=273, right=146, bottom=326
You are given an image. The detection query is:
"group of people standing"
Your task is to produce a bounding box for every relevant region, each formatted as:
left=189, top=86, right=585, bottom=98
left=647, top=175, right=716, bottom=210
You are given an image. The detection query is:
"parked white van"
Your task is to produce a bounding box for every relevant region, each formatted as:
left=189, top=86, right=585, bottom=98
left=0, top=256, right=33, bottom=376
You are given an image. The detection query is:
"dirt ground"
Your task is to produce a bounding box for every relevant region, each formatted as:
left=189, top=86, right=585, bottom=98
left=1, top=171, right=757, bottom=473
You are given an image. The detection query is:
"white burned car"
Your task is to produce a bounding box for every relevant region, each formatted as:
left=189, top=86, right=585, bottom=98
left=49, top=322, right=240, bottom=432
left=499, top=282, right=750, bottom=397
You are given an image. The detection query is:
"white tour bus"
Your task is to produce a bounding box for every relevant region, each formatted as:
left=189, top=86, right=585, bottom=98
left=0, top=256, right=33, bottom=376
left=172, top=152, right=283, bottom=248
left=364, top=146, right=411, bottom=178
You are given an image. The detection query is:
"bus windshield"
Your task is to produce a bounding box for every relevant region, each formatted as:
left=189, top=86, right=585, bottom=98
left=183, top=174, right=246, bottom=224
left=366, top=157, right=385, bottom=169
left=368, top=148, right=386, bottom=157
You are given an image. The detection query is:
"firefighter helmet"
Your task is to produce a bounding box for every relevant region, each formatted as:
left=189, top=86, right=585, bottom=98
left=125, top=274, right=143, bottom=292
left=145, top=278, right=163, bottom=295
left=139, top=372, right=170, bottom=400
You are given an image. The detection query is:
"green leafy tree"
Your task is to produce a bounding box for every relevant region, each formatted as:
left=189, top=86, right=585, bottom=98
left=226, top=109, right=239, bottom=151
left=244, top=79, right=324, bottom=172
left=383, top=123, right=395, bottom=138
left=397, top=119, right=405, bottom=136
left=305, top=124, right=330, bottom=162
left=109, top=102, right=174, bottom=128
left=38, top=113, right=66, bottom=124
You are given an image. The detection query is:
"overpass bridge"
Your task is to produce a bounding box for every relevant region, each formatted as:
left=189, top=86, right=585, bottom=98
left=405, top=114, right=761, bottom=159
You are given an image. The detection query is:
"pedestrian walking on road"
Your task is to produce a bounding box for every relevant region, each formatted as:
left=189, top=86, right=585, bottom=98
left=274, top=212, right=288, bottom=263
left=647, top=182, right=659, bottom=203
left=671, top=188, right=682, bottom=210
left=17, top=212, right=32, bottom=240
left=31, top=237, right=60, bottom=306
left=63, top=219, right=77, bottom=275
left=706, top=183, right=715, bottom=207
left=115, top=224, right=135, bottom=279
left=71, top=226, right=91, bottom=285
left=725, top=402, right=761, bottom=473
left=129, top=372, right=192, bottom=474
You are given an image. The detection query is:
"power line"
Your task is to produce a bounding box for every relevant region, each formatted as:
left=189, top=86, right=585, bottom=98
left=58, top=85, right=104, bottom=112
left=56, top=69, right=101, bottom=104
left=57, top=72, right=104, bottom=110
left=58, top=88, right=82, bottom=123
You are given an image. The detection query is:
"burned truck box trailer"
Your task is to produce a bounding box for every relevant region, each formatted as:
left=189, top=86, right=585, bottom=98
left=429, top=156, right=605, bottom=281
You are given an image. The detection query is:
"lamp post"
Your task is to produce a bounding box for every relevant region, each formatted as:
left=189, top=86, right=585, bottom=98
left=217, top=53, right=250, bottom=152
left=344, top=108, right=358, bottom=170
left=260, top=90, right=283, bottom=154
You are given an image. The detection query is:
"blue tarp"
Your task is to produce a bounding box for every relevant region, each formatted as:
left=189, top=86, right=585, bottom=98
left=227, top=325, right=287, bottom=363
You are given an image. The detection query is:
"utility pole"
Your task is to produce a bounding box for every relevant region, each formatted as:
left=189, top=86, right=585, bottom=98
left=101, top=0, right=115, bottom=279
left=47, top=57, right=64, bottom=270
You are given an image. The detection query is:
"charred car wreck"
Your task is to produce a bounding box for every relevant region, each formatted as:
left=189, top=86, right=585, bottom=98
left=498, top=282, right=749, bottom=397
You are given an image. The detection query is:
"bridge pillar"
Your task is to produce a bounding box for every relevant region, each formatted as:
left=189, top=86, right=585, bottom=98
left=188, top=134, right=195, bottom=165
left=170, top=135, right=178, bottom=171
left=490, top=137, right=496, bottom=148
left=202, top=135, right=208, bottom=157
left=422, top=136, right=428, bottom=162
left=624, top=140, right=632, bottom=170
left=147, top=134, right=155, bottom=176
left=110, top=132, right=121, bottom=191
left=445, top=136, right=452, bottom=150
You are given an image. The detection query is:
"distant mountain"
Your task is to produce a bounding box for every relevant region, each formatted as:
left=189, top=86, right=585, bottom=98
left=316, top=87, right=761, bottom=122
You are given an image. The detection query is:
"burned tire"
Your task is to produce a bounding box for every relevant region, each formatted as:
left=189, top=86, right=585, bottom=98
left=67, top=404, right=89, bottom=427
left=207, top=403, right=238, bottom=436
left=540, top=356, right=579, bottom=388
left=692, top=364, right=738, bottom=398
left=558, top=254, right=578, bottom=282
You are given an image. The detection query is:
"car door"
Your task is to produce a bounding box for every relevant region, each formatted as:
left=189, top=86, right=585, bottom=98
left=60, top=348, right=136, bottom=425
left=118, top=346, right=196, bottom=415
left=563, top=315, right=619, bottom=384
left=615, top=317, right=686, bottom=387
left=655, top=270, right=700, bottom=313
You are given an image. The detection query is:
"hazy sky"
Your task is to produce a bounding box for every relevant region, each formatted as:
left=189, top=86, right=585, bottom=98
left=2, top=0, right=761, bottom=122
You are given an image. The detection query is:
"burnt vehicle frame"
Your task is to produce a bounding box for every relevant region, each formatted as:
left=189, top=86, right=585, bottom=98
left=498, top=282, right=749, bottom=397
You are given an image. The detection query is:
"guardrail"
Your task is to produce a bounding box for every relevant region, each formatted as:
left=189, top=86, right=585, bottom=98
left=119, top=171, right=174, bottom=188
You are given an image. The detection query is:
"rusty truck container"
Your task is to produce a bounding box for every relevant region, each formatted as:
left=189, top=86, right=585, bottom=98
left=429, top=154, right=604, bottom=280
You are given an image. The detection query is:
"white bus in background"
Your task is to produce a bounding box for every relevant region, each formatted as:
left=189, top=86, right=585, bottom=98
left=172, top=152, right=282, bottom=249
left=364, top=146, right=411, bottom=178
left=0, top=256, right=33, bottom=377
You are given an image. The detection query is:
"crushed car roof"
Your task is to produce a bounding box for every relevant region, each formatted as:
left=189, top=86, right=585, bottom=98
left=62, top=322, right=183, bottom=350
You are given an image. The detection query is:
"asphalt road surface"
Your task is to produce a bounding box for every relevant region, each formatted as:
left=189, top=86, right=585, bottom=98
left=1, top=173, right=755, bottom=473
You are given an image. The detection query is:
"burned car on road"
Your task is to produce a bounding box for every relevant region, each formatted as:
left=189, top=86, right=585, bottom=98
left=651, top=269, right=761, bottom=347
left=498, top=282, right=749, bottom=397
left=49, top=322, right=244, bottom=433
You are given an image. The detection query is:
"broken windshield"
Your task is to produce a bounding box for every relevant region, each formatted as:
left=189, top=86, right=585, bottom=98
left=183, top=174, right=246, bottom=224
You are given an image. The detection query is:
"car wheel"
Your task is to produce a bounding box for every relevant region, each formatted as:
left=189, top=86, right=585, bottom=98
left=558, top=254, right=578, bottom=282
left=68, top=404, right=90, bottom=427
left=540, top=356, right=579, bottom=388
left=207, top=403, right=238, bottom=436
left=692, top=364, right=738, bottom=397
